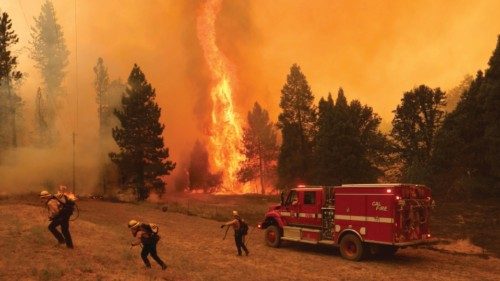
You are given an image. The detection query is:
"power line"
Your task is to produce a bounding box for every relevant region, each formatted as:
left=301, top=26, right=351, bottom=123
left=16, top=0, right=30, bottom=28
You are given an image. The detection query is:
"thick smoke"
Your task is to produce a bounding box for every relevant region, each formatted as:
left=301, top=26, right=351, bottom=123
left=1, top=0, right=499, bottom=194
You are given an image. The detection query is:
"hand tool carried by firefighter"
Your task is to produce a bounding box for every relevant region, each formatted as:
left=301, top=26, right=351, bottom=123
left=222, top=225, right=230, bottom=240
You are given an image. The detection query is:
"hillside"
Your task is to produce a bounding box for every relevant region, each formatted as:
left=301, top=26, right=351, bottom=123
left=0, top=196, right=499, bottom=281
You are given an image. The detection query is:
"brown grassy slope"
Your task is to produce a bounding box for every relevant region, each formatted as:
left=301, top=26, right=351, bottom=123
left=0, top=198, right=499, bottom=281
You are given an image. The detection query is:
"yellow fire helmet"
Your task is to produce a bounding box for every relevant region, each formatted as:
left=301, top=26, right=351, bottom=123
left=39, top=190, right=51, bottom=198
left=128, top=219, right=141, bottom=229
left=232, top=210, right=239, bottom=217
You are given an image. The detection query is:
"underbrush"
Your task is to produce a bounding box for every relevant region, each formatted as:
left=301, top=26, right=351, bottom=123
left=430, top=198, right=499, bottom=256
left=33, top=266, right=64, bottom=281
left=157, top=193, right=280, bottom=225
left=27, top=225, right=52, bottom=246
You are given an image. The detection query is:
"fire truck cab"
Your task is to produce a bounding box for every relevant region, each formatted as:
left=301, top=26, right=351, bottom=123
left=258, top=183, right=434, bottom=261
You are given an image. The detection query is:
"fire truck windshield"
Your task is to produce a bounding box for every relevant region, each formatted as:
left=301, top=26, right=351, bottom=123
left=286, top=190, right=298, bottom=205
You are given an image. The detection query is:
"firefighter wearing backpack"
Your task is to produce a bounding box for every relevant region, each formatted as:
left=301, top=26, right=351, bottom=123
left=39, top=190, right=75, bottom=249
left=220, top=210, right=250, bottom=256
left=128, top=220, right=167, bottom=270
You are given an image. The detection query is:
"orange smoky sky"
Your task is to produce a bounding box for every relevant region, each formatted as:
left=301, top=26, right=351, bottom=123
left=1, top=0, right=499, bottom=187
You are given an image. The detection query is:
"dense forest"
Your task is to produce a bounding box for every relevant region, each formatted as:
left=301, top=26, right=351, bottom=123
left=1, top=1, right=498, bottom=200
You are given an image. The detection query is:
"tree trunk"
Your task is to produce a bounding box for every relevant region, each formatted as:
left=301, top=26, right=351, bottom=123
left=7, top=81, right=17, bottom=148
left=259, top=155, right=264, bottom=195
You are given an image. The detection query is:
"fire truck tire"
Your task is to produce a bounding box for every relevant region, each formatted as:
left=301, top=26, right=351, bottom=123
left=264, top=225, right=281, bottom=248
left=339, top=234, right=364, bottom=261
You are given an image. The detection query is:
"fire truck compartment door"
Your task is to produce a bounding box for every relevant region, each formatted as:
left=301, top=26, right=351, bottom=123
left=334, top=193, right=366, bottom=239
left=365, top=195, right=394, bottom=242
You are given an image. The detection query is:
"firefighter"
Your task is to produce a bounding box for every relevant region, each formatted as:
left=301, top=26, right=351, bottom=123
left=220, top=210, right=249, bottom=256
left=56, top=185, right=76, bottom=201
left=39, top=190, right=74, bottom=249
left=128, top=219, right=167, bottom=270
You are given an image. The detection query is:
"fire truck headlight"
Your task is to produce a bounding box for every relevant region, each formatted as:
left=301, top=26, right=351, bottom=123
left=386, top=189, right=392, bottom=193
left=427, top=234, right=431, bottom=238
left=395, top=196, right=401, bottom=200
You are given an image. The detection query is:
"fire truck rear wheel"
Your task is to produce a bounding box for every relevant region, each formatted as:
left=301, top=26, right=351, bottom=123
left=339, top=234, right=364, bottom=261
left=265, top=225, right=281, bottom=248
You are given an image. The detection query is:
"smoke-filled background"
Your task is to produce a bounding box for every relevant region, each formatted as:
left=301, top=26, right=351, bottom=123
left=1, top=0, right=499, bottom=194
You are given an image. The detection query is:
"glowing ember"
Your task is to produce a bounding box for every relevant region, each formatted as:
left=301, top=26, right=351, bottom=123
left=197, top=0, right=247, bottom=193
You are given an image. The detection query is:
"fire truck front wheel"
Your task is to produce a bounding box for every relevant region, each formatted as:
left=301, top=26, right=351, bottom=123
left=265, top=225, right=281, bottom=248
left=339, top=234, right=364, bottom=261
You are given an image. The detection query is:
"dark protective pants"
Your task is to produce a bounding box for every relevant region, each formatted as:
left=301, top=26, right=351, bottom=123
left=48, top=214, right=73, bottom=248
left=141, top=242, right=166, bottom=268
left=234, top=232, right=249, bottom=255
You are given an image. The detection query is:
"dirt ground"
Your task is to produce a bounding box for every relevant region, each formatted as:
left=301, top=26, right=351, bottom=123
left=0, top=198, right=499, bottom=281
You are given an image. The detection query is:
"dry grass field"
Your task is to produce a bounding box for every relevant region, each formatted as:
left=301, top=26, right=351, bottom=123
left=0, top=194, right=499, bottom=281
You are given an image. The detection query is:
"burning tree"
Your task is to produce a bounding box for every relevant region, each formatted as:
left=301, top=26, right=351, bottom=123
left=238, top=102, right=278, bottom=194
left=109, top=64, right=175, bottom=200
left=196, top=0, right=245, bottom=192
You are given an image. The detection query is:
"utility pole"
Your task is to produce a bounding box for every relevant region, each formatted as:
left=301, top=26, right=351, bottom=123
left=73, top=132, right=76, bottom=194
left=73, top=0, right=78, bottom=195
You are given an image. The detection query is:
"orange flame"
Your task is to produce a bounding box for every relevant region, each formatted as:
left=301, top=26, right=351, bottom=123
left=197, top=0, right=248, bottom=193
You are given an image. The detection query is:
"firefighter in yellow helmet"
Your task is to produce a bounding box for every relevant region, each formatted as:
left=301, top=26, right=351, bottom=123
left=128, top=219, right=167, bottom=270
left=221, top=210, right=249, bottom=256
left=40, top=190, right=74, bottom=248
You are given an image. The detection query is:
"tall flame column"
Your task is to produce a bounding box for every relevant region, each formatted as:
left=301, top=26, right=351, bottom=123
left=197, top=0, right=245, bottom=192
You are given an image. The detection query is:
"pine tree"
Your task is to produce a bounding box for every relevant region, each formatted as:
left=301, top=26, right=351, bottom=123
left=277, top=64, right=316, bottom=189
left=348, top=98, right=390, bottom=182
left=34, top=87, right=49, bottom=146
left=238, top=102, right=278, bottom=194
left=93, top=57, right=110, bottom=194
left=94, top=57, right=110, bottom=136
left=30, top=0, right=69, bottom=139
left=107, top=79, right=126, bottom=121
left=445, top=75, right=473, bottom=112
left=432, top=71, right=487, bottom=197
left=109, top=64, right=175, bottom=200
left=432, top=35, right=500, bottom=198
left=391, top=85, right=446, bottom=182
left=312, top=89, right=388, bottom=185
left=482, top=35, right=500, bottom=197
left=311, top=93, right=336, bottom=184
left=0, top=12, right=23, bottom=149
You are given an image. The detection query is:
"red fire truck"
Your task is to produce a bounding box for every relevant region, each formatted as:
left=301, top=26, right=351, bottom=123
left=258, top=183, right=434, bottom=261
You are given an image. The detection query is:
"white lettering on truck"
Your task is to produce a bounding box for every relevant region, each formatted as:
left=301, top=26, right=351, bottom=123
left=372, top=201, right=388, bottom=211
